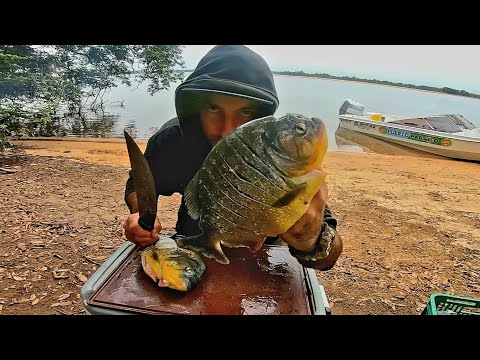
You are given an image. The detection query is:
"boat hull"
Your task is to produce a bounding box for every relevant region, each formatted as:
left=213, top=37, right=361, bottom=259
left=338, top=116, right=480, bottom=162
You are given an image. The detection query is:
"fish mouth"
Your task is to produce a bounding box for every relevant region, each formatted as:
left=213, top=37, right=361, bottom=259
left=170, top=278, right=190, bottom=292
left=263, top=115, right=326, bottom=166
left=262, top=133, right=303, bottom=165
left=262, top=132, right=317, bottom=177
left=273, top=143, right=303, bottom=164
left=179, top=275, right=200, bottom=292
left=161, top=255, right=205, bottom=292
left=164, top=273, right=201, bottom=292
left=161, top=268, right=190, bottom=291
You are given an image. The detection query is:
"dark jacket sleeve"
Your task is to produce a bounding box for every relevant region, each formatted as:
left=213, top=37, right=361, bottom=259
left=323, top=204, right=337, bottom=230
left=124, top=118, right=181, bottom=204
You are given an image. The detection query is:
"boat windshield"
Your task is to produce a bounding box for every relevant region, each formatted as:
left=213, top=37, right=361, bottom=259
left=389, top=117, right=434, bottom=130
left=447, top=114, right=476, bottom=130
left=390, top=115, right=469, bottom=133
left=423, top=116, right=463, bottom=133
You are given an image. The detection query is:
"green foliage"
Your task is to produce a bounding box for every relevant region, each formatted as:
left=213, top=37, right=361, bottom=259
left=132, top=45, right=185, bottom=95
left=0, top=101, right=62, bottom=140
left=0, top=45, right=186, bottom=150
left=0, top=122, right=12, bottom=151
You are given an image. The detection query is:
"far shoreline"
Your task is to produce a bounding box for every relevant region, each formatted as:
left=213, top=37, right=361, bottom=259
left=183, top=69, right=479, bottom=99
left=273, top=73, right=480, bottom=101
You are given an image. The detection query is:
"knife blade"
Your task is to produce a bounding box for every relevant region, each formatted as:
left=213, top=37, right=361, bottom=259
left=124, top=130, right=157, bottom=231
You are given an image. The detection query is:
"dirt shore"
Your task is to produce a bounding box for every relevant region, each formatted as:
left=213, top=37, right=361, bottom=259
left=1, top=138, right=479, bottom=315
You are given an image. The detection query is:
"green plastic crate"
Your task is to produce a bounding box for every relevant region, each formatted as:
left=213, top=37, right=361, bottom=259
left=422, top=293, right=480, bottom=315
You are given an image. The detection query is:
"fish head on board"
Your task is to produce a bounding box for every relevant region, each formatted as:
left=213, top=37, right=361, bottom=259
left=141, top=242, right=206, bottom=292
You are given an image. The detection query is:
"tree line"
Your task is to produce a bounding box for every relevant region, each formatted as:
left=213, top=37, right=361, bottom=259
left=272, top=70, right=480, bottom=99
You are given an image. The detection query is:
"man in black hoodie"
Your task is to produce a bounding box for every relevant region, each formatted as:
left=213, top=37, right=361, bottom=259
left=123, top=45, right=343, bottom=271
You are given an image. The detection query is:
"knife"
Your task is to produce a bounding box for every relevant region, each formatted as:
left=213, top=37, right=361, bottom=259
left=124, top=130, right=157, bottom=232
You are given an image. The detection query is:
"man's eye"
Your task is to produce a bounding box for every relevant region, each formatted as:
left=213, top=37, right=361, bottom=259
left=207, top=104, right=219, bottom=112
left=241, top=109, right=253, bottom=117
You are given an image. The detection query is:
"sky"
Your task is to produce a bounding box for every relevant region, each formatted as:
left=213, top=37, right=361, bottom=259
left=180, top=45, right=480, bottom=95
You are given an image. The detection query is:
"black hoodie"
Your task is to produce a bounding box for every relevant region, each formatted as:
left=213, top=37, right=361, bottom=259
left=125, top=45, right=337, bottom=237
left=175, top=45, right=279, bottom=124
left=125, top=45, right=280, bottom=236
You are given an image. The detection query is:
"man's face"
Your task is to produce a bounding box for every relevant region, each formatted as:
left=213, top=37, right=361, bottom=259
left=200, top=93, right=258, bottom=146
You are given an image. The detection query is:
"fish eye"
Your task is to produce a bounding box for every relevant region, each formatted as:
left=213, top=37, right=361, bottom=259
left=184, top=266, right=194, bottom=274
left=294, top=122, right=307, bottom=135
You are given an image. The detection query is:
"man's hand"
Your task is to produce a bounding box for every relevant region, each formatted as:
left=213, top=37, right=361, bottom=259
left=280, top=182, right=328, bottom=252
left=123, top=212, right=162, bottom=247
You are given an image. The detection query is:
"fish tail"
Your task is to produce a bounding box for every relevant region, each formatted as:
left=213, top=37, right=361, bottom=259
left=176, top=234, right=230, bottom=265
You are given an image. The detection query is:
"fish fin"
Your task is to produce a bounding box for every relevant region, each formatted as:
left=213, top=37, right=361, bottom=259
left=176, top=233, right=230, bottom=265
left=158, top=279, right=169, bottom=287
left=283, top=170, right=327, bottom=213
left=254, top=236, right=266, bottom=251
left=297, top=169, right=327, bottom=200
left=222, top=235, right=266, bottom=252
left=272, top=183, right=307, bottom=207
left=184, top=172, right=201, bottom=220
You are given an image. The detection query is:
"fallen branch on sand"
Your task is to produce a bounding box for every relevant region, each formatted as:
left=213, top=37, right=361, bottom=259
left=0, top=167, right=17, bottom=174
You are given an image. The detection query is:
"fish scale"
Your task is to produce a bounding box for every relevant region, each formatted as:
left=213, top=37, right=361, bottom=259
left=201, top=152, right=279, bottom=223
left=200, top=169, right=262, bottom=237
left=227, top=134, right=291, bottom=192
left=215, top=148, right=278, bottom=205
left=203, top=141, right=288, bottom=237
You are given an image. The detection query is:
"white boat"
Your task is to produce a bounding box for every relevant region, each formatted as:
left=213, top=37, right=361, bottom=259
left=335, top=127, right=446, bottom=159
left=338, top=99, right=480, bottom=162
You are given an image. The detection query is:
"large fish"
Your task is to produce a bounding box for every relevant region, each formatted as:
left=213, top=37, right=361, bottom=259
left=141, top=236, right=206, bottom=292
left=177, top=113, right=328, bottom=264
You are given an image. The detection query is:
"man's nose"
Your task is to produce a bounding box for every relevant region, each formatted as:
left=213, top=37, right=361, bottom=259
left=219, top=115, right=237, bottom=138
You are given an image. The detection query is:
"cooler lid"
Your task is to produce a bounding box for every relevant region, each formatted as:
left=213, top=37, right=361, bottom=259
left=87, top=245, right=314, bottom=315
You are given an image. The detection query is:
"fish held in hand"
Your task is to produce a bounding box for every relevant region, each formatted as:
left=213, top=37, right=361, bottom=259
left=141, top=236, right=206, bottom=292
left=177, top=113, right=329, bottom=265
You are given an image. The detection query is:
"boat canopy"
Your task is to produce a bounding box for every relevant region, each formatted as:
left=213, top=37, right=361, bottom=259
left=390, top=114, right=475, bottom=134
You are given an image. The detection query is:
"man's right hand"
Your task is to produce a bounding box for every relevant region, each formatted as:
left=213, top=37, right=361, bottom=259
left=123, top=212, right=162, bottom=247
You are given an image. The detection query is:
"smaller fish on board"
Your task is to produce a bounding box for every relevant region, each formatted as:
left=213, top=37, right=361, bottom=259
left=141, top=235, right=206, bottom=292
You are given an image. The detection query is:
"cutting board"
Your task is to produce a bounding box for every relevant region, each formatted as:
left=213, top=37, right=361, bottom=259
left=87, top=244, right=314, bottom=315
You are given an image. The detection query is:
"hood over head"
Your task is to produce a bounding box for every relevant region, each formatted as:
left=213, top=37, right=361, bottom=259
left=175, top=45, right=279, bottom=124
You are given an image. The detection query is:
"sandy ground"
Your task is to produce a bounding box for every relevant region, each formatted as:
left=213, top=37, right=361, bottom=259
left=1, top=137, right=479, bottom=315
